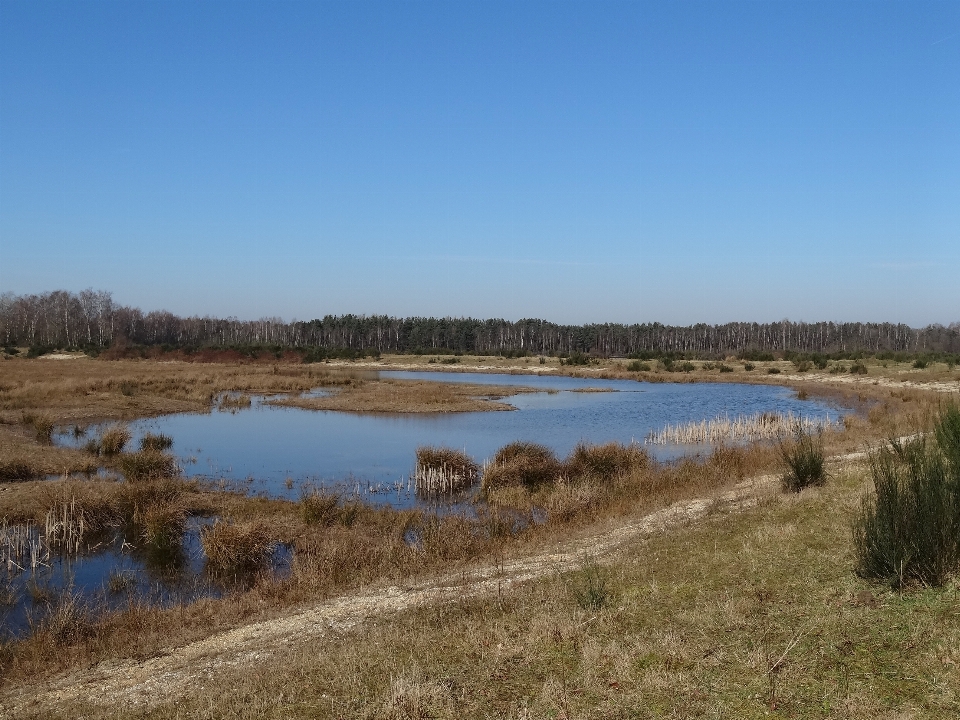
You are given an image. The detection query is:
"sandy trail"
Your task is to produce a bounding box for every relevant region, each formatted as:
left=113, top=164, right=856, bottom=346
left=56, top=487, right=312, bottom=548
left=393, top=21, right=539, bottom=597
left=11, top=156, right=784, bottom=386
left=2, top=471, right=788, bottom=715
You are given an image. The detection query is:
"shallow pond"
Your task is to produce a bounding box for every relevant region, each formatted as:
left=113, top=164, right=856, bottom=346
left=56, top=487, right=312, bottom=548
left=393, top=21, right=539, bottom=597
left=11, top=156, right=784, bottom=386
left=1, top=518, right=291, bottom=639
left=56, top=372, right=843, bottom=505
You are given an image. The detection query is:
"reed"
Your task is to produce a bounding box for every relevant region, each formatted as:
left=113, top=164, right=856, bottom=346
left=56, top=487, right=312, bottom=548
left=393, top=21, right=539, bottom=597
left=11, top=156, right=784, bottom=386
left=645, top=411, right=839, bottom=445
left=413, top=446, right=480, bottom=496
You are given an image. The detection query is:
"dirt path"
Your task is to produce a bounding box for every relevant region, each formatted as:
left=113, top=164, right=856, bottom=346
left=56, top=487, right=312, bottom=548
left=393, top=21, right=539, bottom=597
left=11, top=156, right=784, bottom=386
left=2, top=471, right=790, bottom=715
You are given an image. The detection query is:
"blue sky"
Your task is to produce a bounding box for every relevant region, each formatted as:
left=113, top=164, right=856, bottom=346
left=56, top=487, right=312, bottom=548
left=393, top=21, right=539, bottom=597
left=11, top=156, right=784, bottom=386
left=1, top=1, right=957, bottom=325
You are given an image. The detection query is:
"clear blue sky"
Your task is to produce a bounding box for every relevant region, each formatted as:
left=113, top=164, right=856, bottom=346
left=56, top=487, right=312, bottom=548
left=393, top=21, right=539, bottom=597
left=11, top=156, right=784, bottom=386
left=1, top=1, right=957, bottom=325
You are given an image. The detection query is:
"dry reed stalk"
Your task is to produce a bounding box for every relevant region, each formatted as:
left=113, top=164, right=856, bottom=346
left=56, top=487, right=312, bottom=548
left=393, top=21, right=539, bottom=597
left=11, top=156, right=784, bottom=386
left=645, top=411, right=840, bottom=445
left=413, top=447, right=479, bottom=496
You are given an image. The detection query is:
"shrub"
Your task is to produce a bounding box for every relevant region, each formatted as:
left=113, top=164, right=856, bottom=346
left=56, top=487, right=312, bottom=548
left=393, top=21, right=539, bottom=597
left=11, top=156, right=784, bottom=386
left=718, top=364, right=734, bottom=373
left=743, top=363, right=755, bottom=371
left=778, top=425, right=827, bottom=492
left=853, top=405, right=960, bottom=587
left=99, top=425, right=130, bottom=455
left=201, top=521, right=275, bottom=575
left=678, top=361, right=695, bottom=373
left=913, top=358, right=928, bottom=369
left=482, top=442, right=562, bottom=490
left=850, top=361, right=868, bottom=375
left=561, top=352, right=591, bottom=366
left=793, top=360, right=812, bottom=373
left=767, top=368, right=781, bottom=375
left=626, top=360, right=650, bottom=372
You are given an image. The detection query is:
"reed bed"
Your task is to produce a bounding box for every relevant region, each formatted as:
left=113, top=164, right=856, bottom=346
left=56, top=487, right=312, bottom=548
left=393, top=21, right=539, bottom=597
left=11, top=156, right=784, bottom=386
left=413, top=446, right=479, bottom=496
left=644, top=411, right=840, bottom=445
left=1, top=499, right=87, bottom=571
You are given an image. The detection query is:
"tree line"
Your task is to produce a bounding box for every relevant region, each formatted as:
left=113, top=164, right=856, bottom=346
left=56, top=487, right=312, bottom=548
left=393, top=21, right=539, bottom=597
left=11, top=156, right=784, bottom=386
left=2, top=289, right=958, bottom=358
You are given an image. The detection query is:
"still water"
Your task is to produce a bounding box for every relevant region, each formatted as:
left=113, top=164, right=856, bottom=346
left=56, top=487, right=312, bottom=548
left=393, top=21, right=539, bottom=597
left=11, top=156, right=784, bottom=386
left=57, top=371, right=842, bottom=503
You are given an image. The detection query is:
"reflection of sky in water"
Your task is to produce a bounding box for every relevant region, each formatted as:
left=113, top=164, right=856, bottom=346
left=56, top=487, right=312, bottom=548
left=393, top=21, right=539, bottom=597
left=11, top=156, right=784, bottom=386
left=57, top=372, right=842, bottom=504
left=1, top=518, right=292, bottom=639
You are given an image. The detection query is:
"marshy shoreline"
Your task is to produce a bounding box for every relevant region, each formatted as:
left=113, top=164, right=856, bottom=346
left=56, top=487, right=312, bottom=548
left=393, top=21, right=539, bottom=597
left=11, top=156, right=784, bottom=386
left=1, top=353, right=958, bottom=716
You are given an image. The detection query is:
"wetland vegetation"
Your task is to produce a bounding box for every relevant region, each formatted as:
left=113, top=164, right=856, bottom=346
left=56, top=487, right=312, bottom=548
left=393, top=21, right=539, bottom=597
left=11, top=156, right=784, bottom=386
left=1, top=340, right=958, bottom=717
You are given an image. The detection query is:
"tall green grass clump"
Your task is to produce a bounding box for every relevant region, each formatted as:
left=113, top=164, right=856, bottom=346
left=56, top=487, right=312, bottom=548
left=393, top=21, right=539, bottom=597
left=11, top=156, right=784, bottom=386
left=778, top=424, right=827, bottom=492
left=854, top=405, right=960, bottom=587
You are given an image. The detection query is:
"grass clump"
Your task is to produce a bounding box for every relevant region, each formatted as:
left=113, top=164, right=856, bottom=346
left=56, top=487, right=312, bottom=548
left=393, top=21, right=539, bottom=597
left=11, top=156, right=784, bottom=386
left=567, top=442, right=648, bottom=481
left=98, top=425, right=131, bottom=455
left=115, top=450, right=178, bottom=481
left=569, top=560, right=615, bottom=611
left=0, top=460, right=37, bottom=481
left=778, top=425, right=827, bottom=492
left=22, top=411, right=54, bottom=443
left=201, top=521, right=275, bottom=575
left=482, top=442, right=562, bottom=490
left=300, top=490, right=361, bottom=527
left=853, top=404, right=960, bottom=587
left=139, top=432, right=173, bottom=452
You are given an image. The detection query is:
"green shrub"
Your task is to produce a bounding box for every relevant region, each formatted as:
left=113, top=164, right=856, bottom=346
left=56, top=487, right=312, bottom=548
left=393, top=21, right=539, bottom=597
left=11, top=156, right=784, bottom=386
left=778, top=425, right=827, bottom=492
left=570, top=561, right=614, bottom=611
left=850, top=361, right=868, bottom=375
left=853, top=405, right=960, bottom=587
left=743, top=362, right=755, bottom=371
left=767, top=368, right=781, bottom=375
left=626, top=360, right=650, bottom=372
left=913, top=358, right=928, bottom=369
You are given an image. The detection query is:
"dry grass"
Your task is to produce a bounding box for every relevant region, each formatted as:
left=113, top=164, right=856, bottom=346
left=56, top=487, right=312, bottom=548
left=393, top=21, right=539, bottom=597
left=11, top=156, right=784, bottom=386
left=0, top=354, right=953, bottom=707
left=200, top=521, right=276, bottom=575
left=12, top=465, right=960, bottom=718
left=113, top=450, right=178, bottom=482
left=270, top=379, right=533, bottom=413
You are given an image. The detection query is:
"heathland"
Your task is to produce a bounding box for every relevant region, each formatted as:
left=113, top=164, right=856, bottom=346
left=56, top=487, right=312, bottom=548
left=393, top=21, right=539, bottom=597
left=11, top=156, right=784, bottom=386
left=1, top=348, right=959, bottom=718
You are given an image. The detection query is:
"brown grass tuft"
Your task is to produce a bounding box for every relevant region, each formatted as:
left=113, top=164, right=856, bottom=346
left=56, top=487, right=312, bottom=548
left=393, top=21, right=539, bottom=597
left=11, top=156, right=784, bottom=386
left=98, top=425, right=130, bottom=455
left=201, top=521, right=275, bottom=575
left=482, top=442, right=562, bottom=490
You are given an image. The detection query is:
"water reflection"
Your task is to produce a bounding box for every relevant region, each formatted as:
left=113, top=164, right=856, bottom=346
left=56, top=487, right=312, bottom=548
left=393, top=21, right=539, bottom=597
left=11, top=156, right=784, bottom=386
left=54, top=372, right=842, bottom=505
